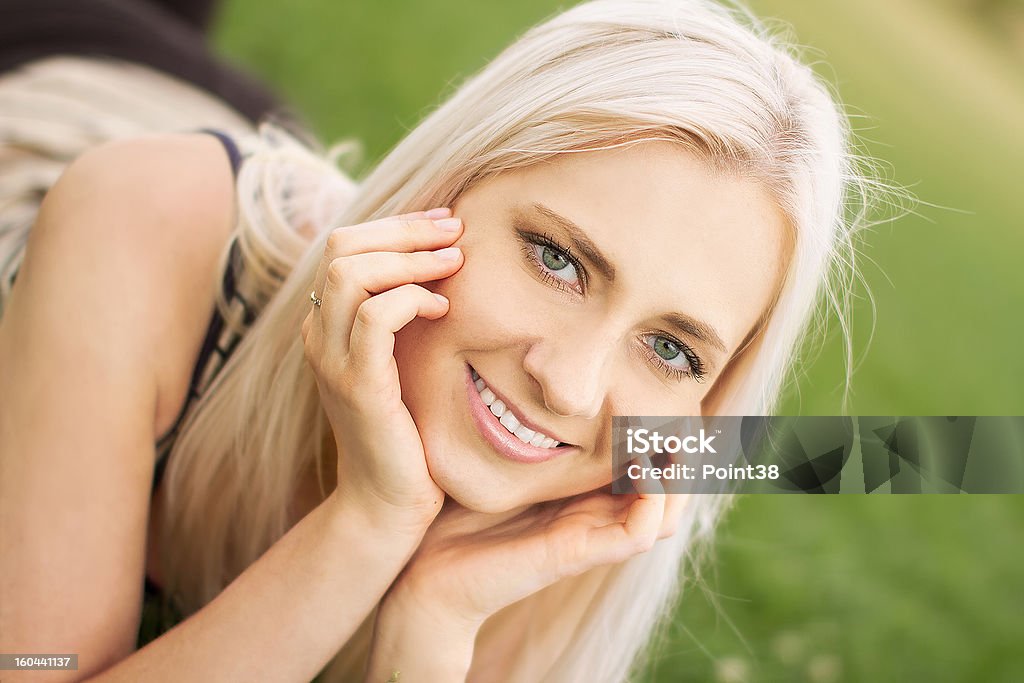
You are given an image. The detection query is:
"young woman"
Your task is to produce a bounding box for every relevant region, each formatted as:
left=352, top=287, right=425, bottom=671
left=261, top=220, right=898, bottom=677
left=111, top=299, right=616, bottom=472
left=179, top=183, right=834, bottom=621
left=0, top=0, right=872, bottom=680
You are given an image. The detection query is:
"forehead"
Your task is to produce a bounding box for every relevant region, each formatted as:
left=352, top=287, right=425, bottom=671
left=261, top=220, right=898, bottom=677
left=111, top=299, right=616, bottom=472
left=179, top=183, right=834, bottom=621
left=479, top=141, right=791, bottom=355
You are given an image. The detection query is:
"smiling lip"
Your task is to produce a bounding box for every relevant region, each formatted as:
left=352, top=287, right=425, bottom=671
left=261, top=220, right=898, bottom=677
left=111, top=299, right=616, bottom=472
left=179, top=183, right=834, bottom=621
left=465, top=364, right=576, bottom=464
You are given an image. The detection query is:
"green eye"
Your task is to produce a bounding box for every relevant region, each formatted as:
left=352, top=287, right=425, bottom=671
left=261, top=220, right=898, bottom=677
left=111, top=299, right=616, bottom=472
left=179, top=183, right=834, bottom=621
left=519, top=231, right=585, bottom=293
left=531, top=242, right=579, bottom=285
left=653, top=336, right=681, bottom=361
left=642, top=334, right=706, bottom=382
left=541, top=246, right=569, bottom=271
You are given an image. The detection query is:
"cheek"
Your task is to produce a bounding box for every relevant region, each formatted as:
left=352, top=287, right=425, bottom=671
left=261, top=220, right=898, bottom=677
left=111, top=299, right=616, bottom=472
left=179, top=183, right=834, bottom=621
left=392, top=258, right=524, bottom=393
left=421, top=255, right=545, bottom=346
left=608, top=372, right=705, bottom=418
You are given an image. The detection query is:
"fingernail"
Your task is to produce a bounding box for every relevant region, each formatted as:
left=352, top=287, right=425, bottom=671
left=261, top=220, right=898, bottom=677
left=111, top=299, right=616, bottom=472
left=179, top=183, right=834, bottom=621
left=433, top=217, right=461, bottom=232
left=425, top=207, right=452, bottom=219
left=434, top=293, right=449, bottom=305
left=433, top=247, right=462, bottom=261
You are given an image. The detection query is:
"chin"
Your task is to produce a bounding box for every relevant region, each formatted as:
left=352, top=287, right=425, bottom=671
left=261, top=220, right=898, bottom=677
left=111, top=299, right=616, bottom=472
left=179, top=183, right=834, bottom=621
left=444, top=487, right=521, bottom=515
left=422, top=445, right=527, bottom=514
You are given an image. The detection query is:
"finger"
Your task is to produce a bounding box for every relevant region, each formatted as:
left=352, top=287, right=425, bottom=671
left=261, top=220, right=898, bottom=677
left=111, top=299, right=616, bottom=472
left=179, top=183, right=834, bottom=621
left=311, top=212, right=462, bottom=307
left=345, top=283, right=450, bottom=380
left=301, top=309, right=313, bottom=344
left=561, top=490, right=629, bottom=518
left=558, top=466, right=663, bottom=571
left=586, top=492, right=683, bottom=564
left=658, top=493, right=690, bottom=540
left=318, top=248, right=464, bottom=348
left=547, top=491, right=653, bottom=575
left=537, top=491, right=629, bottom=530
left=324, top=212, right=463, bottom=259
left=655, top=446, right=689, bottom=538
left=591, top=497, right=661, bottom=562
left=599, top=453, right=665, bottom=558
left=623, top=487, right=665, bottom=547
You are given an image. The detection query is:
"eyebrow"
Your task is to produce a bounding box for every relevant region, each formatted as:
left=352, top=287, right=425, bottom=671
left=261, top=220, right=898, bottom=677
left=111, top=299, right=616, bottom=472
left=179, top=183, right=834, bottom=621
left=528, top=203, right=617, bottom=282
left=519, top=202, right=729, bottom=356
left=661, top=313, right=728, bottom=355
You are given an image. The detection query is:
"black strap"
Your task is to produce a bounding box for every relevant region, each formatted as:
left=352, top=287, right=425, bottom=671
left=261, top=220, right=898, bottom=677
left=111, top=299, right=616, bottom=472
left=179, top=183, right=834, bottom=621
left=150, top=130, right=244, bottom=490
left=199, top=127, right=243, bottom=177
left=151, top=237, right=244, bottom=492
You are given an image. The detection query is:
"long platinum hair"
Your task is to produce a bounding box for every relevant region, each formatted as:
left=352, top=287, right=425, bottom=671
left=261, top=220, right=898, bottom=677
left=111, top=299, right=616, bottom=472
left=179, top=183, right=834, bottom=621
left=0, top=1, right=883, bottom=680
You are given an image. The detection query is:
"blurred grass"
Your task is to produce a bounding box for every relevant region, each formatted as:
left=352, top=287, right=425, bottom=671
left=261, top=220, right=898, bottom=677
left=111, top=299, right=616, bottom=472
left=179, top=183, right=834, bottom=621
left=213, top=1, right=1024, bottom=681
left=644, top=496, right=1024, bottom=683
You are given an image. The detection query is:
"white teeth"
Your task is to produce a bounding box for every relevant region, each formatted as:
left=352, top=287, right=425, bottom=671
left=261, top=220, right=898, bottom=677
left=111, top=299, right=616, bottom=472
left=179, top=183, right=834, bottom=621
left=514, top=425, right=535, bottom=442
left=473, top=370, right=563, bottom=449
left=499, top=412, right=520, bottom=433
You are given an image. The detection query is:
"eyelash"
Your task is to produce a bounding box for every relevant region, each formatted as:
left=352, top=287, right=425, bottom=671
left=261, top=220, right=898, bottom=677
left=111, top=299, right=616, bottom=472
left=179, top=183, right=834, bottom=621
left=518, top=230, right=588, bottom=293
left=640, top=337, right=708, bottom=384
left=517, top=230, right=708, bottom=384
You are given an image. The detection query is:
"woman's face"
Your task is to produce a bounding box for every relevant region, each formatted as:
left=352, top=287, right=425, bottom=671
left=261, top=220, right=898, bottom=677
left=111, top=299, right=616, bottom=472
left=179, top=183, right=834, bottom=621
left=394, top=141, right=790, bottom=513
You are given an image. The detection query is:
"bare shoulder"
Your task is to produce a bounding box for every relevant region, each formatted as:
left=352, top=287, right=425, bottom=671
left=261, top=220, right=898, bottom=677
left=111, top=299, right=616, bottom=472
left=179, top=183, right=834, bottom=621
left=31, top=132, right=240, bottom=436
left=0, top=132, right=241, bottom=663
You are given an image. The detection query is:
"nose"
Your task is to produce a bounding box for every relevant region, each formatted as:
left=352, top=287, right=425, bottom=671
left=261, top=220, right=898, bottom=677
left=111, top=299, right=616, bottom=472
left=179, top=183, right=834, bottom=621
left=522, top=327, right=615, bottom=419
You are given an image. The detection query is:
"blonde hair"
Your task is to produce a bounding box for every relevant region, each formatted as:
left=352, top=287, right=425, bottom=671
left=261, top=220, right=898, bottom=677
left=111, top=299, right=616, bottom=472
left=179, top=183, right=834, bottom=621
left=0, top=1, right=885, bottom=680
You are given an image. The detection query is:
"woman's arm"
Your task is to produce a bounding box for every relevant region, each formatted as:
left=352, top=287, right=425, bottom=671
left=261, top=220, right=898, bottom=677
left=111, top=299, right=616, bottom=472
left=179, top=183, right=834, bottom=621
left=0, top=135, right=427, bottom=682
left=94, top=494, right=425, bottom=682
left=363, top=582, right=479, bottom=682
left=0, top=134, right=235, bottom=680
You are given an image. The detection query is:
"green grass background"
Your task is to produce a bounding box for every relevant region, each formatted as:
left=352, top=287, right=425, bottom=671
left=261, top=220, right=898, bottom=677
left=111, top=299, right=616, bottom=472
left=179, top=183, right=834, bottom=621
left=211, top=1, right=1024, bottom=681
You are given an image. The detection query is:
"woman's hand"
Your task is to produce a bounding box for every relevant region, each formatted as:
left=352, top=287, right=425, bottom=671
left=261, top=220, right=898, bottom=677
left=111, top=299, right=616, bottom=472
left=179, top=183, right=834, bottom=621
left=364, top=486, right=689, bottom=679
left=404, top=486, right=686, bottom=621
left=301, top=207, right=465, bottom=533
